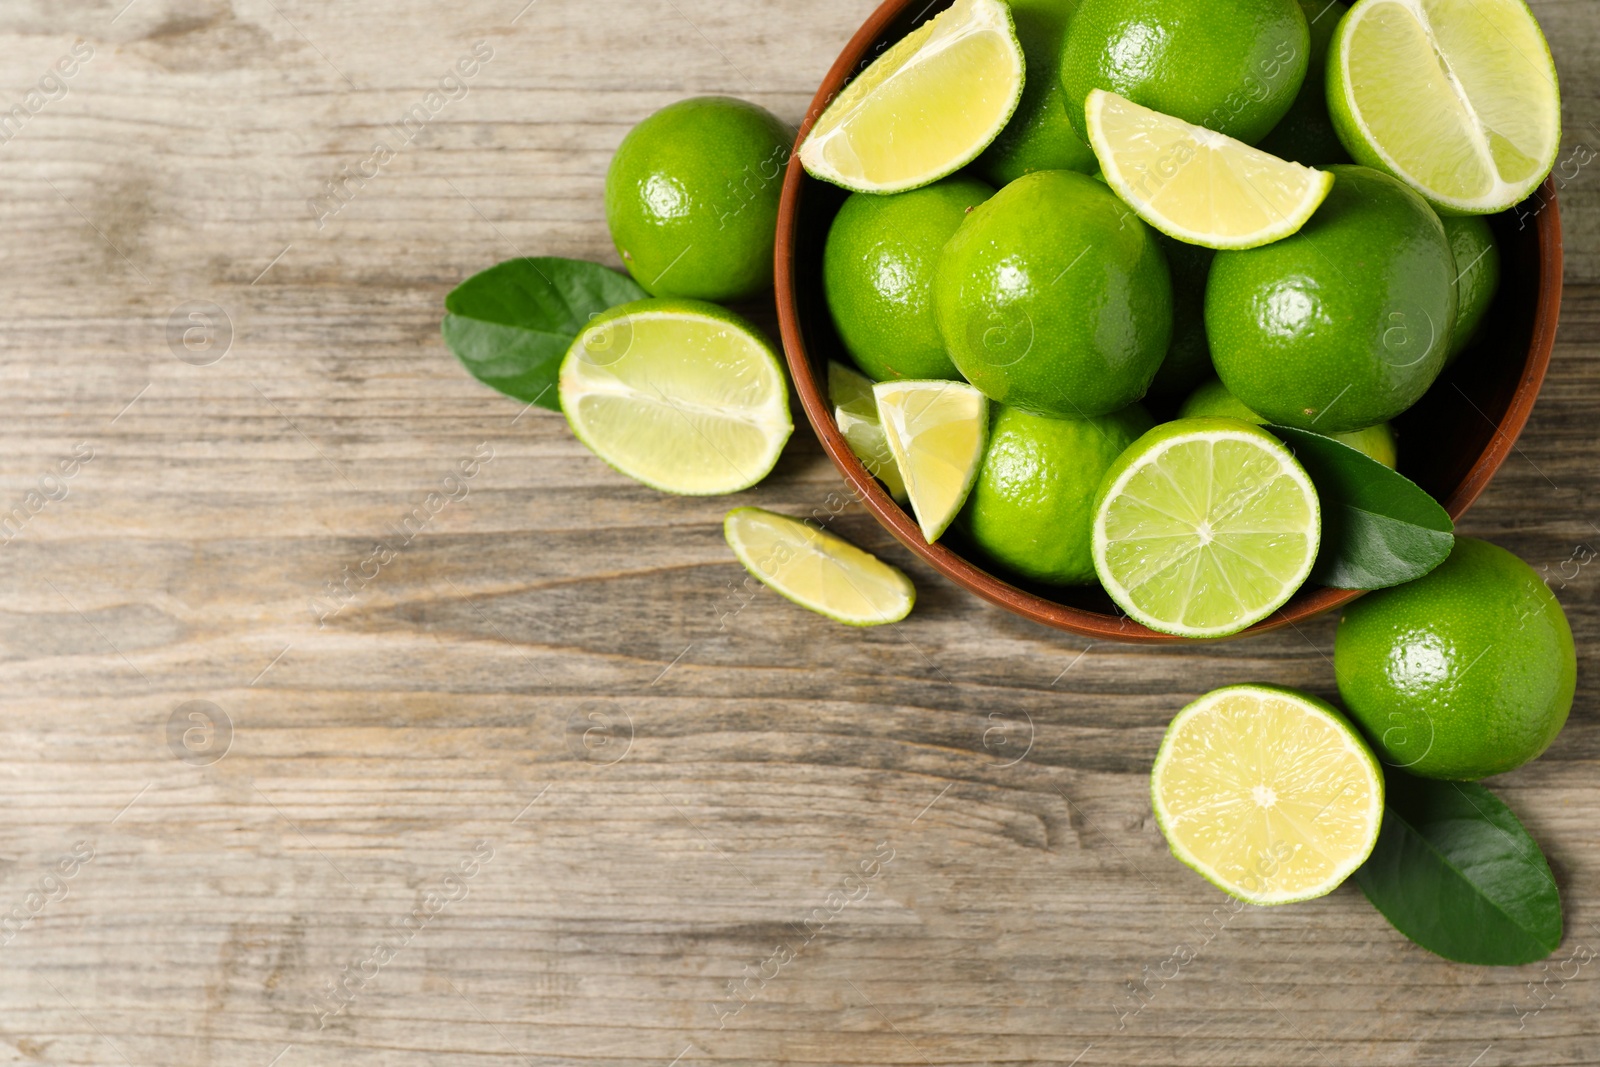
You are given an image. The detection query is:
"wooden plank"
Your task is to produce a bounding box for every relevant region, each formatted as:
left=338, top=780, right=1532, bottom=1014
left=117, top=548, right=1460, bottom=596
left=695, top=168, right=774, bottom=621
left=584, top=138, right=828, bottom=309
left=0, top=1, right=1592, bottom=1064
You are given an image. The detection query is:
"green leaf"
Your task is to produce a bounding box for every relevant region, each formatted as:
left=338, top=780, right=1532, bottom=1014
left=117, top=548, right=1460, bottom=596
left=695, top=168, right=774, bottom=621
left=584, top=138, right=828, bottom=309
left=1267, top=425, right=1454, bottom=590
left=442, top=257, right=647, bottom=412
left=1355, top=772, right=1562, bottom=966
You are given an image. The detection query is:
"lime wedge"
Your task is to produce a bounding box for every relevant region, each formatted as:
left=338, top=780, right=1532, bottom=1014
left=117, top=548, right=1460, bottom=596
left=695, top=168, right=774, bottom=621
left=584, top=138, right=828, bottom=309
left=1329, top=0, right=1560, bottom=213
left=799, top=0, right=1025, bottom=194
left=1092, top=418, right=1320, bottom=638
left=829, top=362, right=908, bottom=501
left=724, top=507, right=915, bottom=626
left=836, top=407, right=910, bottom=503
left=1086, top=90, right=1334, bottom=250
left=874, top=380, right=989, bottom=543
left=828, top=360, right=878, bottom=417
left=559, top=299, right=792, bottom=495
left=1152, top=684, right=1384, bottom=905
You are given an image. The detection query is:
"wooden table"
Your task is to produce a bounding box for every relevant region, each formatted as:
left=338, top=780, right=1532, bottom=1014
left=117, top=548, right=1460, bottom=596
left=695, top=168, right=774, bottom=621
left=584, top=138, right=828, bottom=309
left=0, top=1, right=1594, bottom=1064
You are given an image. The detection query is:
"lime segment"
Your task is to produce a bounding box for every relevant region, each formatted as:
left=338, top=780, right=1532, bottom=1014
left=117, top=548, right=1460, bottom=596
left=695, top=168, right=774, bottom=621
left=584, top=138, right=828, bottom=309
left=724, top=508, right=914, bottom=626
left=1152, top=684, right=1384, bottom=905
left=828, top=359, right=877, bottom=417
left=1092, top=418, right=1320, bottom=637
left=1087, top=90, right=1333, bottom=250
left=830, top=361, right=909, bottom=501
left=558, top=299, right=792, bottom=495
left=799, top=0, right=1024, bottom=193
left=874, top=380, right=989, bottom=543
left=1329, top=0, right=1560, bottom=213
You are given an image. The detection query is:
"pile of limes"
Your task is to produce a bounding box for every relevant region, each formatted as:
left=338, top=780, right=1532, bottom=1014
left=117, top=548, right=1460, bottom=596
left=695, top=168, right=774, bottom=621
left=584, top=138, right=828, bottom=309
left=537, top=0, right=1556, bottom=644
left=805, top=0, right=1550, bottom=639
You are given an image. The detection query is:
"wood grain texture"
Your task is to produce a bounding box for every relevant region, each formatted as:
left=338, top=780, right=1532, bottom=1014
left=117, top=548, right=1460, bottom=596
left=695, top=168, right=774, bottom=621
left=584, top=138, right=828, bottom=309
left=0, top=0, right=1594, bottom=1064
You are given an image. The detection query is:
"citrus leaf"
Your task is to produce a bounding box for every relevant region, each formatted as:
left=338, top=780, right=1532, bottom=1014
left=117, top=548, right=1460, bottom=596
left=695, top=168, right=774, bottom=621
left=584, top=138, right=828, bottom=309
left=1355, top=773, right=1561, bottom=966
left=1267, top=425, right=1453, bottom=590
left=442, top=257, right=646, bottom=411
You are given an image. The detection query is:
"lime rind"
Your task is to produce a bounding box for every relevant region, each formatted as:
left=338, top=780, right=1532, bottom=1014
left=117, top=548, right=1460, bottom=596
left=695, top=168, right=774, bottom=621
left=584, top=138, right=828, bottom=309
left=1091, top=419, right=1321, bottom=638
left=1328, top=0, right=1561, bottom=214
left=558, top=299, right=793, bottom=496
left=1151, top=683, right=1385, bottom=905
left=799, top=0, right=1025, bottom=194
left=1086, top=90, right=1335, bottom=250
left=874, top=379, right=990, bottom=543
left=723, top=507, right=915, bottom=626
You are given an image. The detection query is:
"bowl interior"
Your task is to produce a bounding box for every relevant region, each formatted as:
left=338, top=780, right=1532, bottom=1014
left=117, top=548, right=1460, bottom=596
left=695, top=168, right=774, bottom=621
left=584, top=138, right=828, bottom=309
left=776, top=0, right=1562, bottom=642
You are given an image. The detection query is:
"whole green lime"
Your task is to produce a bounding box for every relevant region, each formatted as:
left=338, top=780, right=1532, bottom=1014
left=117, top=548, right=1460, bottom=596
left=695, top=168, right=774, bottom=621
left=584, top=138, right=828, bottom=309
left=1179, top=377, right=1398, bottom=468
left=1256, top=0, right=1351, bottom=165
left=605, top=96, right=791, bottom=302
left=1207, top=165, right=1456, bottom=433
left=1335, top=538, right=1575, bottom=780
left=974, top=0, right=1097, bottom=185
left=1060, top=0, right=1310, bottom=145
left=1442, top=214, right=1501, bottom=365
left=1147, top=236, right=1216, bottom=397
left=824, top=176, right=994, bottom=381
left=961, top=403, right=1154, bottom=584
left=933, top=170, right=1172, bottom=418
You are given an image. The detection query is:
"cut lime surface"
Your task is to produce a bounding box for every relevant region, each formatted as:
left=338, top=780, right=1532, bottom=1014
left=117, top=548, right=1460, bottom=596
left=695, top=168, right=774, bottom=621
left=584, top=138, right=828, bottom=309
left=1092, top=418, right=1320, bottom=637
left=559, top=299, right=792, bottom=495
left=1152, top=684, right=1384, bottom=905
left=829, top=361, right=909, bottom=502
left=724, top=507, right=914, bottom=626
left=1087, top=90, right=1333, bottom=250
left=799, top=0, right=1024, bottom=193
left=874, top=380, right=989, bottom=543
left=1328, top=0, right=1560, bottom=213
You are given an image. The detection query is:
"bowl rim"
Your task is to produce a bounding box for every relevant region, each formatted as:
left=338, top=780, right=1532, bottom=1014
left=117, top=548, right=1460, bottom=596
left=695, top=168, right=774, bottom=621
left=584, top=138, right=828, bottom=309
left=774, top=0, right=1565, bottom=644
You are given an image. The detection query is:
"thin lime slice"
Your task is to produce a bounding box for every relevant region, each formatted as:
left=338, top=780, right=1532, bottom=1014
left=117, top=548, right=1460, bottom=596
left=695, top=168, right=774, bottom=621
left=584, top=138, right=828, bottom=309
left=724, top=507, right=915, bottom=626
left=1086, top=90, right=1334, bottom=250
left=874, top=379, right=988, bottom=543
left=1152, top=684, right=1384, bottom=905
left=799, top=0, right=1025, bottom=194
left=1329, top=0, right=1560, bottom=213
left=829, top=361, right=909, bottom=501
left=559, top=298, right=792, bottom=495
left=1092, top=418, right=1320, bottom=638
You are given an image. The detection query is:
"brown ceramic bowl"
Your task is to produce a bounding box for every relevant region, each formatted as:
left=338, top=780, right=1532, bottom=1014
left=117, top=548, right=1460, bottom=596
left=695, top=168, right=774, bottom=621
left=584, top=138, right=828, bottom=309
left=775, top=0, right=1564, bottom=643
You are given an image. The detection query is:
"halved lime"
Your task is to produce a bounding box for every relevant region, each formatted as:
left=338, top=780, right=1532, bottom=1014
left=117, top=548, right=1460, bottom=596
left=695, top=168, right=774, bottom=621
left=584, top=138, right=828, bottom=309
left=724, top=507, right=915, bottom=626
left=1086, top=90, right=1334, bottom=250
left=559, top=299, right=792, bottom=495
left=798, top=0, right=1025, bottom=194
left=874, top=379, right=988, bottom=543
left=1151, top=684, right=1384, bottom=905
left=1092, top=418, right=1320, bottom=637
left=830, top=361, right=909, bottom=501
left=1328, top=0, right=1560, bottom=214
